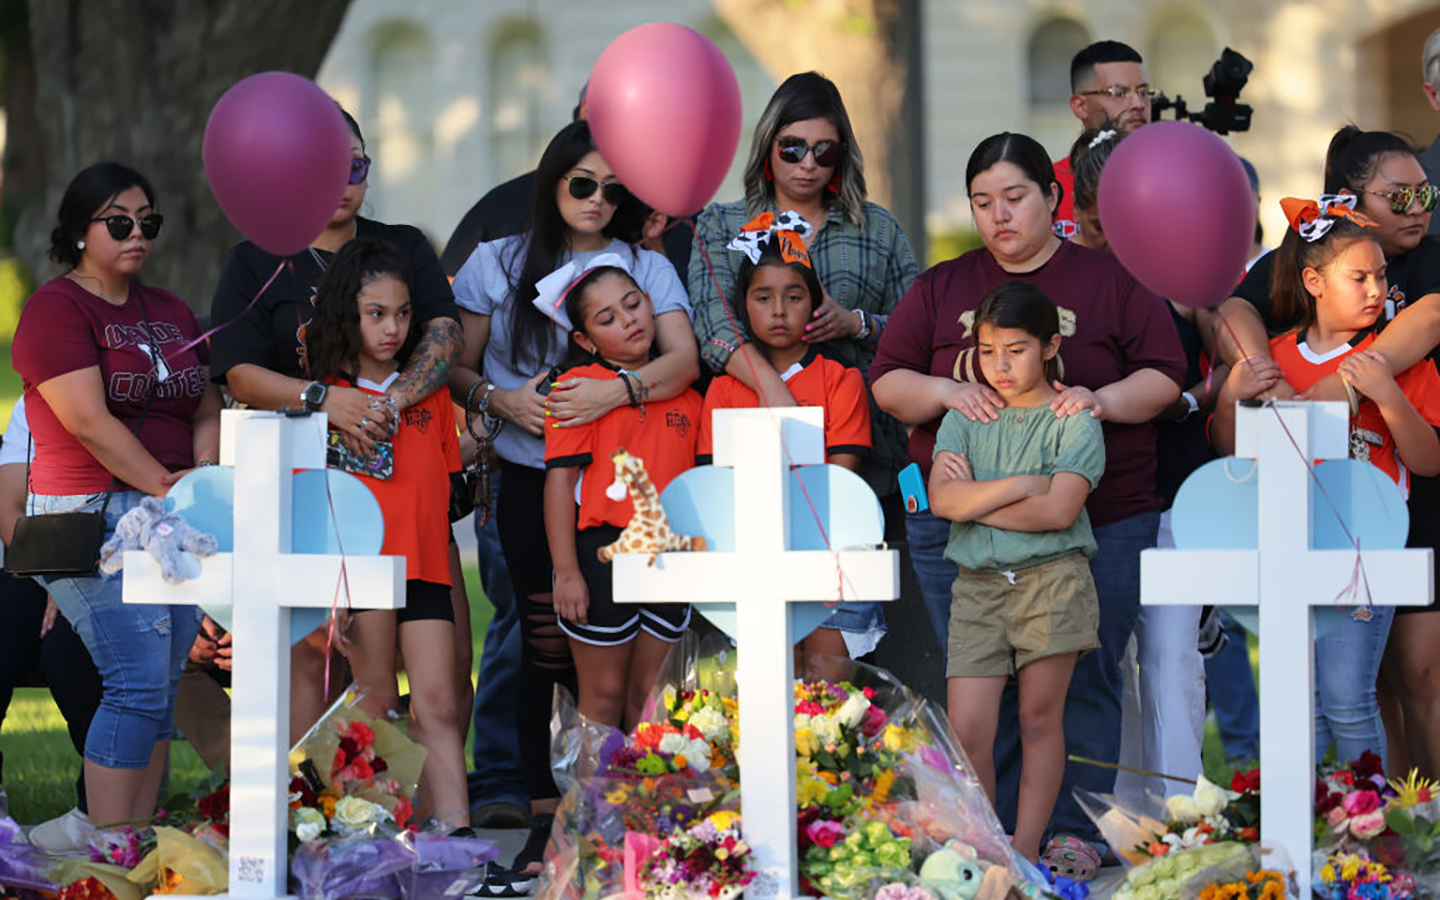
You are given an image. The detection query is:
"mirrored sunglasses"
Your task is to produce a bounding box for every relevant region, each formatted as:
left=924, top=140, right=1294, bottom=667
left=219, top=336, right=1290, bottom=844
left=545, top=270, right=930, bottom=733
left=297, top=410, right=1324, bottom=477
left=1364, top=185, right=1440, bottom=215
left=350, top=155, right=372, bottom=185
left=776, top=136, right=844, bottom=167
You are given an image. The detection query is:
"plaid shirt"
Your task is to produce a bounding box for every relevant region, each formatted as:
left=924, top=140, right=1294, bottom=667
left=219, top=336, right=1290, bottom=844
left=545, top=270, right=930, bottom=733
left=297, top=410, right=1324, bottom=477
left=687, top=199, right=919, bottom=493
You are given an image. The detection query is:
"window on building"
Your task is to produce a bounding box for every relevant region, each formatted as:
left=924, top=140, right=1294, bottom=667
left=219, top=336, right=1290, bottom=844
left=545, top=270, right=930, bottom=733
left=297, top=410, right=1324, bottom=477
left=1147, top=9, right=1220, bottom=106
left=1028, top=17, right=1090, bottom=105
left=367, top=20, right=434, bottom=225
left=488, top=19, right=551, bottom=184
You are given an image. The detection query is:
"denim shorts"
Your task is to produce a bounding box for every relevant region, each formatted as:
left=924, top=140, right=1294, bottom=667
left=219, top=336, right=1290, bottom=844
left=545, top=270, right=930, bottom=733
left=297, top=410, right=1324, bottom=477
left=30, top=490, right=202, bottom=769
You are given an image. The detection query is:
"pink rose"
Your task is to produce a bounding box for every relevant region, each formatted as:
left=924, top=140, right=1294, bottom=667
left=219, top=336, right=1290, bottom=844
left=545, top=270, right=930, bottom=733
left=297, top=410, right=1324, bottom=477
left=1342, top=790, right=1381, bottom=816
left=1326, top=806, right=1349, bottom=827
left=1350, top=811, right=1388, bottom=840
left=806, top=820, right=844, bottom=849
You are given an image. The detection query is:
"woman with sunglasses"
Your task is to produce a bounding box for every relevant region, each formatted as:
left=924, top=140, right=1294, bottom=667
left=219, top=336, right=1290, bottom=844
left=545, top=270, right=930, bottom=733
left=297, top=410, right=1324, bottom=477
left=12, top=161, right=222, bottom=826
left=688, top=70, right=917, bottom=664
left=449, top=119, right=697, bottom=890
left=207, top=108, right=467, bottom=752
left=1217, top=126, right=1440, bottom=777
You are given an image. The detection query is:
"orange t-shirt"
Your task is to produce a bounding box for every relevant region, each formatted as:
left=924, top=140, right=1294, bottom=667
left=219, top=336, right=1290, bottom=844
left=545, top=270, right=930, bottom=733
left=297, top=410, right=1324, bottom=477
left=1269, top=331, right=1440, bottom=494
left=543, top=363, right=703, bottom=530
left=697, top=352, right=872, bottom=462
left=328, top=379, right=461, bottom=584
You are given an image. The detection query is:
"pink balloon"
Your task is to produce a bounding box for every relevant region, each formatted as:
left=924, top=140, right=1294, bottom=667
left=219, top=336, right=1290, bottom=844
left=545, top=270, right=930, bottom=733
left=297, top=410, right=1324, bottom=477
left=203, top=72, right=352, bottom=256
left=587, top=24, right=742, bottom=217
left=1097, top=121, right=1256, bottom=308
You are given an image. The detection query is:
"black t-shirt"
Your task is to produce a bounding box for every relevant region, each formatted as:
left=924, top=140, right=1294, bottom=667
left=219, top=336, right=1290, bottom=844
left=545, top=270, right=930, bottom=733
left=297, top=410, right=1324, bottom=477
left=1235, top=236, right=1440, bottom=334
left=208, top=217, right=458, bottom=383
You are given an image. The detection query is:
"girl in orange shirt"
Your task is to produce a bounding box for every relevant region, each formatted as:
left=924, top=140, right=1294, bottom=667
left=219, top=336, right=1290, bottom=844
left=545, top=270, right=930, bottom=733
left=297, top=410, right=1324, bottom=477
left=307, top=237, right=468, bottom=830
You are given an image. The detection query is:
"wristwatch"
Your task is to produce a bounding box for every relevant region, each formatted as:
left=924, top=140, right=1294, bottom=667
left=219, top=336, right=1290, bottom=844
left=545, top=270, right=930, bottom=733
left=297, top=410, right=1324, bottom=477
left=300, top=380, right=328, bottom=413
left=1178, top=390, right=1199, bottom=421
left=853, top=308, right=871, bottom=341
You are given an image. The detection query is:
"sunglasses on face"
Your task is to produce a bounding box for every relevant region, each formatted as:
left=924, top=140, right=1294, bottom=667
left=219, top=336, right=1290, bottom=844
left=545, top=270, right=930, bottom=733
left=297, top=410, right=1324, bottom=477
left=91, top=213, right=164, bottom=241
left=566, top=174, right=626, bottom=206
left=1363, top=185, right=1440, bottom=215
left=350, top=155, right=371, bottom=185
left=776, top=136, right=844, bottom=167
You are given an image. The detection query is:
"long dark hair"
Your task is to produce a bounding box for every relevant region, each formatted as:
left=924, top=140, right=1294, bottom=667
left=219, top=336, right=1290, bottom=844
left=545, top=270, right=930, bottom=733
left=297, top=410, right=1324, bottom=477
left=560, top=265, right=647, bottom=369
left=49, top=162, right=156, bottom=268
left=1324, top=126, right=1415, bottom=195
left=504, top=120, right=632, bottom=371
left=731, top=241, right=823, bottom=338
left=974, top=282, right=1063, bottom=383
left=1269, top=218, right=1378, bottom=332
left=306, top=237, right=416, bottom=380
left=965, top=132, right=1062, bottom=210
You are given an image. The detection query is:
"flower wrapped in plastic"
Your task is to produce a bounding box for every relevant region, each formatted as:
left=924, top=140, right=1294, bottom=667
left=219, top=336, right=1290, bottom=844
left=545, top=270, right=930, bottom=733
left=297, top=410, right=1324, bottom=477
left=290, top=834, right=416, bottom=900
left=1178, top=843, right=1299, bottom=900
left=125, top=826, right=227, bottom=896
left=1076, top=769, right=1260, bottom=867
left=395, top=831, right=500, bottom=900
left=1312, top=756, right=1440, bottom=890
left=287, top=688, right=425, bottom=841
left=0, top=815, right=58, bottom=897
left=639, top=810, right=756, bottom=900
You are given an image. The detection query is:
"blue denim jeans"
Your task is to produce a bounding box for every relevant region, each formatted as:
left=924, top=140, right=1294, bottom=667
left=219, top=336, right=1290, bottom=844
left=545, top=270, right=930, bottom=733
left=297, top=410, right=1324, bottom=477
left=1314, top=606, right=1394, bottom=764
left=32, top=490, right=201, bottom=769
left=1205, top=611, right=1259, bottom=761
left=467, top=472, right=527, bottom=810
left=903, top=510, right=957, bottom=650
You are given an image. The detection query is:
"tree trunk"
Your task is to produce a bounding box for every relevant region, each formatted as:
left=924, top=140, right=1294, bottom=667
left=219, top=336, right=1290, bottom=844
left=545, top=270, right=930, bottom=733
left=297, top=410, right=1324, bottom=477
left=712, top=0, right=925, bottom=260
left=16, top=0, right=352, bottom=312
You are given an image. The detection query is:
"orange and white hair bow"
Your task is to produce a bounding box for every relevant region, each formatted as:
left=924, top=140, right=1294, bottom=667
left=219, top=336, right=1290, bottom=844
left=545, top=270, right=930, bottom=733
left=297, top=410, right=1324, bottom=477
left=531, top=251, right=632, bottom=331
left=727, top=210, right=814, bottom=268
left=1281, top=194, right=1377, bottom=243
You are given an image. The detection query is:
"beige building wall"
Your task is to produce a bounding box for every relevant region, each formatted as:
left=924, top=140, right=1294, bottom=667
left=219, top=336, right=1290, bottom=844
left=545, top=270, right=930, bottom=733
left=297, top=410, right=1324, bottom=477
left=319, top=0, right=1440, bottom=257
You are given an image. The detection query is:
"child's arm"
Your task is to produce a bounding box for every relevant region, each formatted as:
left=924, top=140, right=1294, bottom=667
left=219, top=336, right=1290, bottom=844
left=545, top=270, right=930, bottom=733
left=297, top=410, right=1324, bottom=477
left=1211, top=355, right=1284, bottom=455
left=973, top=472, right=1092, bottom=532
left=928, top=449, right=1050, bottom=522
left=544, top=467, right=589, bottom=625
left=1340, top=350, right=1440, bottom=477
left=829, top=452, right=862, bottom=472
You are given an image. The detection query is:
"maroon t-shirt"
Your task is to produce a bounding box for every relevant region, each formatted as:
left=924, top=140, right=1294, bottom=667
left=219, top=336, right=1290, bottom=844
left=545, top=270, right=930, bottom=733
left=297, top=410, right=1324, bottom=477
left=870, top=241, right=1186, bottom=527
left=14, top=277, right=209, bottom=494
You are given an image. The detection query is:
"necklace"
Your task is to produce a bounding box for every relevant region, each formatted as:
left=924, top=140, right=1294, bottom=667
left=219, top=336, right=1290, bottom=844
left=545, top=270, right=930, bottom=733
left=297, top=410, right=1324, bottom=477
left=67, top=269, right=127, bottom=305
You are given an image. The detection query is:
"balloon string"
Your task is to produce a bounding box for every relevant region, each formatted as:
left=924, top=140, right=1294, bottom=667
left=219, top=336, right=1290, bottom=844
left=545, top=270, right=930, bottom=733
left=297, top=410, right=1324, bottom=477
left=1210, top=306, right=1372, bottom=609
left=684, top=219, right=847, bottom=605
left=165, top=258, right=291, bottom=361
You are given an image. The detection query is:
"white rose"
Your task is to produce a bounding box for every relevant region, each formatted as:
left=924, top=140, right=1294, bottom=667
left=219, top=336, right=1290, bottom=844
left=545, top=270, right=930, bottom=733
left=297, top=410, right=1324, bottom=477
left=292, top=806, right=326, bottom=842
left=333, top=795, right=381, bottom=829
left=1165, top=794, right=1200, bottom=823
left=794, top=713, right=812, bottom=731
left=834, top=693, right=870, bottom=729
left=810, top=716, right=842, bottom=747
left=658, top=732, right=688, bottom=756
left=682, top=738, right=712, bottom=770
left=1192, top=775, right=1235, bottom=817
left=689, top=706, right=729, bottom=742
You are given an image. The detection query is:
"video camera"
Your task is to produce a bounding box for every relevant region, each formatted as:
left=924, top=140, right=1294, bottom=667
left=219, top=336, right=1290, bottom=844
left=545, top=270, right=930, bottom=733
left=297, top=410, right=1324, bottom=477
left=1151, top=47, right=1253, bottom=135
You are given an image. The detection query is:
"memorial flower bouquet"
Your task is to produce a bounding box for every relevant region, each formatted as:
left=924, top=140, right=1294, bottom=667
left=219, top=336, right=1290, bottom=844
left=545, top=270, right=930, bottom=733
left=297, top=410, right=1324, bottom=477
left=1075, top=769, right=1260, bottom=869
left=639, top=810, right=756, bottom=900
left=1315, top=851, right=1416, bottom=899
left=1312, top=756, right=1440, bottom=894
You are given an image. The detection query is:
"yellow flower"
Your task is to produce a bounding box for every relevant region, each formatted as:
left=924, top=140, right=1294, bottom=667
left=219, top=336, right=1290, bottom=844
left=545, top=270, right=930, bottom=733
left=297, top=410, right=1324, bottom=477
left=708, top=810, right=740, bottom=831
left=871, top=769, right=897, bottom=804
left=882, top=724, right=915, bottom=753
left=605, top=788, right=630, bottom=805
left=795, top=727, right=819, bottom=758
left=1388, top=769, right=1437, bottom=809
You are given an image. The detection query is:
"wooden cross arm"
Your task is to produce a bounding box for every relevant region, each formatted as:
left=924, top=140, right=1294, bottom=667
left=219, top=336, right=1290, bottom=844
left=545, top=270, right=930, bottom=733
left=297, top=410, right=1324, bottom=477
left=121, top=551, right=406, bottom=611
left=1141, top=547, right=1433, bottom=608
left=613, top=550, right=898, bottom=604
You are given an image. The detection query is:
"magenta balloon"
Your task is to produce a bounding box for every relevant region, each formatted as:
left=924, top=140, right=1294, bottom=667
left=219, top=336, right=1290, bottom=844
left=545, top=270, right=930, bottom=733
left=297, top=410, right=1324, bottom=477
left=1097, top=121, right=1256, bottom=308
left=202, top=72, right=352, bottom=256
left=587, top=24, right=742, bottom=217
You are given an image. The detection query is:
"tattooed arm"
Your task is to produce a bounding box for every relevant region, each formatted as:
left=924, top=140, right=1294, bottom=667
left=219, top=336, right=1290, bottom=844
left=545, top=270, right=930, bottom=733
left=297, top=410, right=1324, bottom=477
left=387, top=316, right=463, bottom=411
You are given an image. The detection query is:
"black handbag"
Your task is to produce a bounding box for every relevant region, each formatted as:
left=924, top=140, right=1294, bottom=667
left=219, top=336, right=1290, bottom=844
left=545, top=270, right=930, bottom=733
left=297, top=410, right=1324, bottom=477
left=6, top=294, right=161, bottom=577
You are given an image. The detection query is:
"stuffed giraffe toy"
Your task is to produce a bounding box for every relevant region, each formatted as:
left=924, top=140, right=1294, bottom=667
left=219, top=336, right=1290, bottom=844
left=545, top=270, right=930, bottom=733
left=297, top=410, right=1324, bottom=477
left=597, top=447, right=707, bottom=565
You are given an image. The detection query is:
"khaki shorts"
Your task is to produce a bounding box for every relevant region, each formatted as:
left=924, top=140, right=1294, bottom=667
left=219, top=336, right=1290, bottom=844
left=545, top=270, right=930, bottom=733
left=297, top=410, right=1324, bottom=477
left=946, top=551, right=1100, bottom=678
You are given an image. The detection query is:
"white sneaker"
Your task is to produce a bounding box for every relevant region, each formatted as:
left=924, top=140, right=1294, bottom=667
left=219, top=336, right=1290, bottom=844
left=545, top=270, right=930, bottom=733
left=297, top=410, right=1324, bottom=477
left=27, top=807, right=94, bottom=857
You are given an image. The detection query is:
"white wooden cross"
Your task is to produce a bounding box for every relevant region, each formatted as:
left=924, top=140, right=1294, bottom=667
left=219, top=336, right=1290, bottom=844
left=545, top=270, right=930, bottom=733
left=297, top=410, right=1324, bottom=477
left=123, top=410, right=405, bottom=899
left=613, top=407, right=899, bottom=900
left=1140, top=401, right=1433, bottom=897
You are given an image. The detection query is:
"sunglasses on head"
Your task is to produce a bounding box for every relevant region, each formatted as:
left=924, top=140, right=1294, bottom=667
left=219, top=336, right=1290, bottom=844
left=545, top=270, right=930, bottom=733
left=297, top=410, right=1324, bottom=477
left=1363, top=185, right=1440, bottom=215
left=350, top=155, right=371, bottom=186
left=776, top=136, right=844, bottom=168
left=91, top=213, right=164, bottom=241
left=566, top=174, right=626, bottom=206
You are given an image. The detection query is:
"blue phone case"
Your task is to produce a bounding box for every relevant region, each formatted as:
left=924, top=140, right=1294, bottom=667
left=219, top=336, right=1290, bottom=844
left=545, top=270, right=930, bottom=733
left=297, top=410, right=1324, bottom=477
left=898, top=462, right=929, bottom=514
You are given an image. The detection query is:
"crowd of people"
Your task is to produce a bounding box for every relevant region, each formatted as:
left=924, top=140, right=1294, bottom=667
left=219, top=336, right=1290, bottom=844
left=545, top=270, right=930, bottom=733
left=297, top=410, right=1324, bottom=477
left=7, top=31, right=1440, bottom=890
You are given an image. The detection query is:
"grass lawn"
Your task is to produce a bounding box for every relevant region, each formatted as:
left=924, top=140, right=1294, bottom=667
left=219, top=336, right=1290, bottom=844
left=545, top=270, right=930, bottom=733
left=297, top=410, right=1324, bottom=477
left=1, top=565, right=494, bottom=826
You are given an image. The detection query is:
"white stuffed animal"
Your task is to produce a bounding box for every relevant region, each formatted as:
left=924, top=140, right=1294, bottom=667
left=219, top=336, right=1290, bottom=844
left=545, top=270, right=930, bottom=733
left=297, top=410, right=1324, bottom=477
left=98, top=497, right=218, bottom=584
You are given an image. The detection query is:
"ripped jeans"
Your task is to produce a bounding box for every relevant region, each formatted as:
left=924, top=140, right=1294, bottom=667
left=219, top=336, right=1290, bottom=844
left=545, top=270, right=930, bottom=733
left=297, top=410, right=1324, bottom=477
left=31, top=490, right=201, bottom=769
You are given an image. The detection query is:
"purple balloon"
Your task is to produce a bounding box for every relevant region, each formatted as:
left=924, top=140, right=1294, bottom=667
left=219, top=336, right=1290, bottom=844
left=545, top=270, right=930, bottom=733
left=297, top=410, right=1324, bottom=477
left=1097, top=121, right=1256, bottom=308
left=588, top=24, right=742, bottom=217
left=203, top=72, right=352, bottom=257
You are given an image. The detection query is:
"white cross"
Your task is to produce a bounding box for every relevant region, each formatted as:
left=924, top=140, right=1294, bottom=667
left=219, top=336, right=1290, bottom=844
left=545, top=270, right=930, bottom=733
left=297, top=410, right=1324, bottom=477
left=123, top=410, right=405, bottom=899
left=1140, top=401, right=1433, bottom=897
left=613, top=408, right=899, bottom=899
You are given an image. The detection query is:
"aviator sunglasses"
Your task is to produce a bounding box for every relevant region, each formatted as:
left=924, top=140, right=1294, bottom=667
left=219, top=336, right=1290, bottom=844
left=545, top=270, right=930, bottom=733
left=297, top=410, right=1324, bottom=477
left=350, top=155, right=372, bottom=185
left=565, top=174, right=626, bottom=205
left=1362, top=185, right=1440, bottom=215
left=91, top=213, right=164, bottom=241
left=776, top=135, right=844, bottom=167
